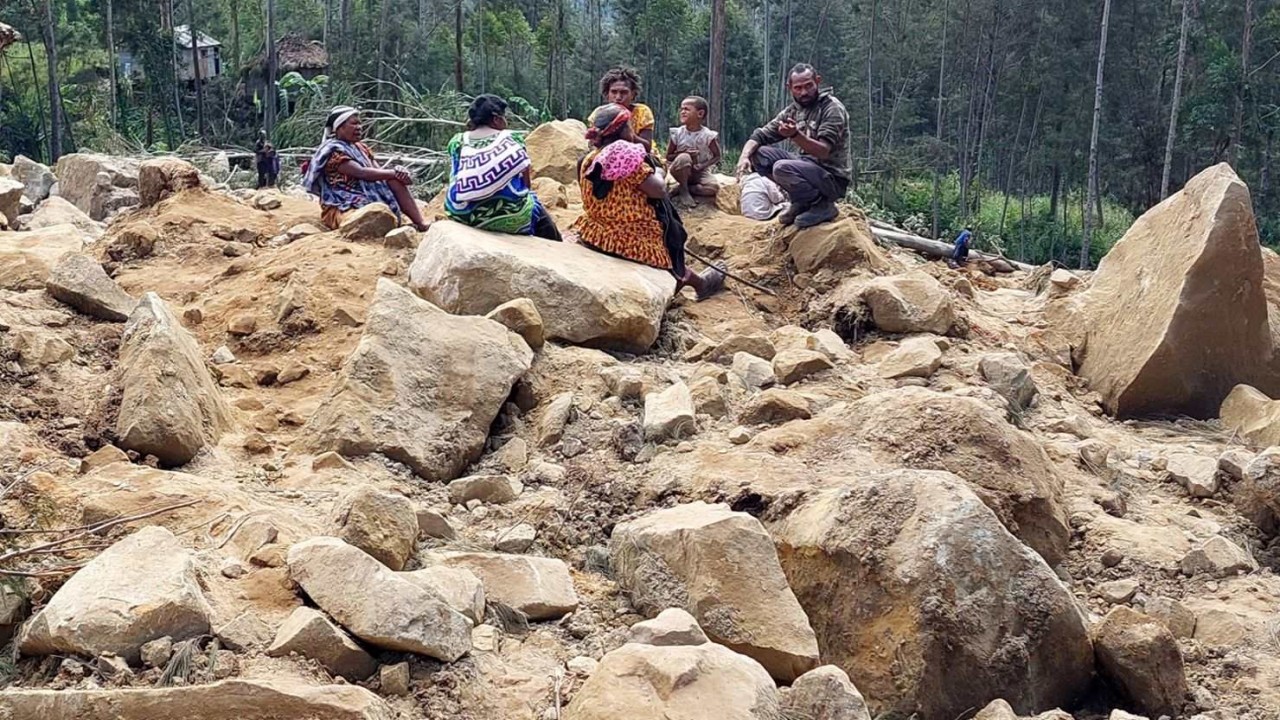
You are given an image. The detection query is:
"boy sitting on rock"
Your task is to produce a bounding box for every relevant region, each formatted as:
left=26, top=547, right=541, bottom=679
left=665, top=96, right=722, bottom=208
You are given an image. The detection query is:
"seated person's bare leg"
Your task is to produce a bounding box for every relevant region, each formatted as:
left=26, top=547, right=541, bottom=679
left=387, top=179, right=430, bottom=231
left=670, top=154, right=698, bottom=207
left=690, top=180, right=719, bottom=197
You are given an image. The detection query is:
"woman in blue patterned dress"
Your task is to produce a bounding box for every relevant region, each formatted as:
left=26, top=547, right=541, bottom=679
left=445, top=95, right=561, bottom=241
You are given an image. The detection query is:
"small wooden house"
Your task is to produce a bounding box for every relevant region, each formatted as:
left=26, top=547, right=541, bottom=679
left=173, top=25, right=222, bottom=81
left=245, top=35, right=330, bottom=98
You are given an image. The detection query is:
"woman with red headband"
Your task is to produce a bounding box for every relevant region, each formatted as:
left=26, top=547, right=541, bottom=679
left=573, top=104, right=726, bottom=301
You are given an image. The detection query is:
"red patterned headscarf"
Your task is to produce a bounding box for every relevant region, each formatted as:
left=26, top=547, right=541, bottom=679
left=585, top=104, right=633, bottom=144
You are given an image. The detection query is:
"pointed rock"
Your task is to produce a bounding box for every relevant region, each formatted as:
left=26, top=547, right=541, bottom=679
left=1076, top=164, right=1272, bottom=418
left=116, top=293, right=233, bottom=466
left=267, top=607, right=378, bottom=681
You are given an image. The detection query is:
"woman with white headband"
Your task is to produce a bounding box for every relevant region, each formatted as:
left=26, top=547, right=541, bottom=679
left=302, top=106, right=431, bottom=231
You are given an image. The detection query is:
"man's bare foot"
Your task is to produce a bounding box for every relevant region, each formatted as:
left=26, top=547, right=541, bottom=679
left=676, top=189, right=697, bottom=208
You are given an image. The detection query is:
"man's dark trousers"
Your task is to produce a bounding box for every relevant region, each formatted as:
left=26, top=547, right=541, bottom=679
left=751, top=146, right=846, bottom=208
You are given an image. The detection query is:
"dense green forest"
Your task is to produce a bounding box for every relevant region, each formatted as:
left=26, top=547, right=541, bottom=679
left=0, top=0, right=1272, bottom=266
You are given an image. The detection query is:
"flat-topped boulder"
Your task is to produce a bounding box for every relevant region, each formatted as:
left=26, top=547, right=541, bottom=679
left=526, top=119, right=590, bottom=185
left=15, top=195, right=104, bottom=239
left=54, top=152, right=140, bottom=220
left=0, top=679, right=394, bottom=720
left=408, top=221, right=674, bottom=353
left=0, top=224, right=86, bottom=291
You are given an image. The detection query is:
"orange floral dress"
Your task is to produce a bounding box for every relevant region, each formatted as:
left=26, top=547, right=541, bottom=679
left=573, top=144, right=671, bottom=270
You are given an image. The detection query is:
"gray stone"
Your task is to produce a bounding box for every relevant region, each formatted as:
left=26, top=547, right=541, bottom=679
left=267, top=607, right=378, bottom=681
left=494, top=523, right=536, bottom=553
left=1167, top=452, right=1220, bottom=498
left=1180, top=536, right=1257, bottom=578
left=46, top=253, right=137, bottom=322
left=380, top=662, right=411, bottom=697
left=1093, top=606, right=1188, bottom=718
left=417, top=509, right=458, bottom=540
left=781, top=665, right=872, bottom=720
left=732, top=352, right=776, bottom=389
left=287, top=537, right=472, bottom=661
left=979, top=353, right=1039, bottom=410
left=1099, top=578, right=1140, bottom=605
left=643, top=382, right=696, bottom=441
left=537, top=392, right=575, bottom=447
left=18, top=527, right=210, bottom=664
left=433, top=551, right=579, bottom=621
left=1144, top=596, right=1196, bottom=639
left=627, top=608, right=708, bottom=647
left=447, top=475, right=523, bottom=505
left=399, top=566, right=485, bottom=624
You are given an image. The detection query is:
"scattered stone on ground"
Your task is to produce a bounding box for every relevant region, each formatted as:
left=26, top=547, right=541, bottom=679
left=331, top=487, right=419, bottom=571
left=642, top=382, right=697, bottom=441
left=627, top=608, right=709, bottom=647
left=780, top=665, right=873, bottom=720
left=1179, top=535, right=1258, bottom=578
left=266, top=607, right=378, bottom=681
left=432, top=551, right=579, bottom=621
left=1092, top=606, right=1189, bottom=718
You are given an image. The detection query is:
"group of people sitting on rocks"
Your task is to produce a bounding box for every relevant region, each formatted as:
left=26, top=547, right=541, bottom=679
left=302, top=62, right=851, bottom=302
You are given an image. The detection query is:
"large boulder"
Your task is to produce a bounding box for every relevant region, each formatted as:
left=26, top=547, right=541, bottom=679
left=1075, top=163, right=1272, bottom=418
left=12, top=154, right=55, bottom=202
left=408, top=222, right=674, bottom=353
left=858, top=271, right=955, bottom=335
left=0, top=224, right=86, bottom=291
left=526, top=119, right=590, bottom=185
left=771, top=470, right=1094, bottom=719
left=0, top=175, right=23, bottom=221
left=0, top=679, right=394, bottom=720
left=767, top=387, right=1069, bottom=565
left=1236, top=448, right=1280, bottom=534
left=116, top=293, right=234, bottom=466
left=610, top=502, right=820, bottom=681
left=787, top=215, right=892, bottom=274
left=1220, top=384, right=1280, bottom=447
left=1092, top=606, right=1188, bottom=718
left=432, top=551, right=579, bottom=620
left=296, top=279, right=532, bottom=483
left=287, top=537, right=472, bottom=661
left=46, top=252, right=137, bottom=321
left=14, top=195, right=104, bottom=239
left=563, top=642, right=780, bottom=720
left=138, top=157, right=202, bottom=207
left=18, top=526, right=211, bottom=664
left=54, top=153, right=140, bottom=220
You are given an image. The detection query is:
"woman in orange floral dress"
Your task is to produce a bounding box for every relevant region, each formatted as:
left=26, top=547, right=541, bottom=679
left=573, top=104, right=726, bottom=301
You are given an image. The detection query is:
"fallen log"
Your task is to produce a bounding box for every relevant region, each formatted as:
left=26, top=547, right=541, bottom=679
left=867, top=220, right=1036, bottom=273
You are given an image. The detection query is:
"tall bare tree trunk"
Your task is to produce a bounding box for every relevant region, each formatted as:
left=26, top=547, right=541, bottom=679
left=231, top=0, right=242, bottom=71
left=106, top=0, right=118, bottom=128
left=866, top=0, right=876, bottom=162
left=341, top=0, right=352, bottom=53
left=41, top=0, right=63, bottom=160
left=1230, top=0, right=1254, bottom=166
left=477, top=0, right=486, bottom=93
left=376, top=0, right=391, bottom=97
left=186, top=0, right=207, bottom=139
left=931, top=0, right=949, bottom=240
left=781, top=0, right=792, bottom=88
left=762, top=0, right=770, bottom=112
left=708, top=0, right=726, bottom=130
left=454, top=0, right=464, bottom=93
left=1161, top=0, right=1191, bottom=199
left=265, top=0, right=277, bottom=135
left=1082, top=0, right=1112, bottom=269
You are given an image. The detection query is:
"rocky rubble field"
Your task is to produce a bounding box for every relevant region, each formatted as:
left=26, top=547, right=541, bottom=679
left=0, top=133, right=1279, bottom=720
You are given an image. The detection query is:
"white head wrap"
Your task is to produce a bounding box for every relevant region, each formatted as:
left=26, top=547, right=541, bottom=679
left=324, top=106, right=360, bottom=141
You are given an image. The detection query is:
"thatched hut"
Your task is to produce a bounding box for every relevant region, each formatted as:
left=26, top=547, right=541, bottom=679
left=244, top=35, right=329, bottom=98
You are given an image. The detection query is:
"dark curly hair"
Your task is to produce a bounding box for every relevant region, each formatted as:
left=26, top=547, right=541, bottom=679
left=598, top=66, right=642, bottom=99
left=467, top=94, right=508, bottom=128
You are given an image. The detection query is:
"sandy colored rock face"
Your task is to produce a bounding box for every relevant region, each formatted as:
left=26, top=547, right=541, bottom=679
left=296, top=279, right=532, bottom=483
left=434, top=551, right=579, bottom=621
left=1076, top=164, right=1273, bottom=419
left=773, top=348, right=834, bottom=385
left=54, top=152, right=140, bottom=220
left=877, top=336, right=943, bottom=379
left=339, top=203, right=398, bottom=240
left=628, top=608, right=709, bottom=647
left=1092, top=606, right=1188, bottom=718
left=287, top=537, right=473, bottom=661
left=526, top=119, right=590, bottom=185
left=12, top=154, right=55, bottom=203
left=139, top=157, right=203, bottom=207
left=787, top=215, right=891, bottom=274
left=0, top=224, right=86, bottom=291
left=643, top=382, right=697, bottom=440
left=776, top=387, right=1069, bottom=565
left=267, top=607, right=378, bottom=681
left=331, top=487, right=419, bottom=570
left=782, top=665, right=872, bottom=720
left=1235, top=447, right=1280, bottom=534
left=0, top=175, right=23, bottom=221
left=485, top=298, right=546, bottom=350
left=409, top=221, right=674, bottom=353
left=859, top=271, right=955, bottom=335
left=46, top=252, right=138, bottom=322
left=15, top=195, right=104, bottom=238
left=18, top=527, right=211, bottom=664
left=611, top=502, right=820, bottom=682
left=739, top=388, right=812, bottom=426
left=0, top=679, right=395, bottom=720
left=771, top=470, right=1093, bottom=719
left=115, top=293, right=234, bottom=466
left=979, top=352, right=1039, bottom=410
left=1221, top=384, right=1280, bottom=447
left=563, top=642, right=780, bottom=720
left=400, top=566, right=486, bottom=623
